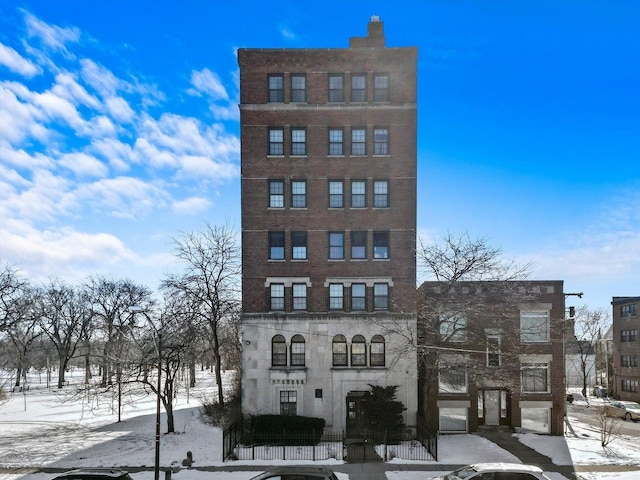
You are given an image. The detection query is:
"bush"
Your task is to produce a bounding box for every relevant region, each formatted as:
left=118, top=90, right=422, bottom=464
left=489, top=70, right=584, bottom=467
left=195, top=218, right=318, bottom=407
left=248, top=414, right=325, bottom=445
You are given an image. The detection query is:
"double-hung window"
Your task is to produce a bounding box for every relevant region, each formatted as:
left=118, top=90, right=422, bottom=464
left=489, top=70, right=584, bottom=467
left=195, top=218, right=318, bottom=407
left=329, top=181, right=344, bottom=208
left=291, top=231, right=307, bottom=260
left=329, top=74, right=344, bottom=102
left=350, top=231, right=367, bottom=259
left=439, top=366, right=467, bottom=394
left=269, top=180, right=284, bottom=208
left=440, top=315, right=467, bottom=342
left=351, top=128, right=366, bottom=155
left=280, top=390, right=297, bottom=415
left=270, top=284, right=285, bottom=311
left=374, top=128, right=389, bottom=155
left=520, top=311, right=550, bottom=343
left=370, top=335, right=385, bottom=366
left=269, top=128, right=284, bottom=155
left=373, top=180, right=389, bottom=207
left=622, top=304, right=637, bottom=317
left=290, top=335, right=305, bottom=366
left=292, top=284, right=307, bottom=310
left=291, top=128, right=306, bottom=155
left=329, top=283, right=344, bottom=310
left=374, top=283, right=388, bottom=310
left=351, top=74, right=366, bottom=102
left=329, top=232, right=344, bottom=259
left=487, top=336, right=502, bottom=366
left=351, top=283, right=366, bottom=310
left=269, top=231, right=285, bottom=260
left=291, top=74, right=306, bottom=102
left=521, top=363, right=549, bottom=393
left=272, top=335, right=287, bottom=366
left=373, top=231, right=389, bottom=259
left=332, top=335, right=347, bottom=366
left=351, top=335, right=366, bottom=366
left=351, top=180, right=366, bottom=208
left=329, top=128, right=344, bottom=155
left=268, top=74, right=284, bottom=102
left=621, top=355, right=638, bottom=367
left=622, top=329, right=638, bottom=342
left=291, top=180, right=306, bottom=208
left=374, top=74, right=389, bottom=102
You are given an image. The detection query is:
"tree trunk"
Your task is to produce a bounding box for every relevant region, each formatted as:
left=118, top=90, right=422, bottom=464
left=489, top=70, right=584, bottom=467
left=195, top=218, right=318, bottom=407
left=57, top=354, right=67, bottom=389
left=189, top=362, right=196, bottom=388
left=15, top=366, right=22, bottom=387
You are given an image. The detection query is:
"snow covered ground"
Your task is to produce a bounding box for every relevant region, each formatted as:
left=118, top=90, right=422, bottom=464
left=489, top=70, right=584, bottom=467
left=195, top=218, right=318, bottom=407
left=1, top=369, right=639, bottom=480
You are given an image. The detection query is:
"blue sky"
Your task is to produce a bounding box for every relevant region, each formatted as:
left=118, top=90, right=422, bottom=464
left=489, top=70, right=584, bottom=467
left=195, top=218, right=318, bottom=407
left=0, top=1, right=638, bottom=315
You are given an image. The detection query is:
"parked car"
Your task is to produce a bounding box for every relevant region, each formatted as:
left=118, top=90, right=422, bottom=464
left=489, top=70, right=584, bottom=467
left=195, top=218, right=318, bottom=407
left=248, top=466, right=338, bottom=480
left=428, top=462, right=551, bottom=480
left=603, top=400, right=640, bottom=422
left=51, top=469, right=133, bottom=480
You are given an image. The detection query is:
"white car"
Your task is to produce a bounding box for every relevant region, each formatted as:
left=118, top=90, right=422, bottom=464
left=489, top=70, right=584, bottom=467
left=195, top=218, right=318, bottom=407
left=430, top=462, right=551, bottom=480
left=603, top=400, right=640, bottom=422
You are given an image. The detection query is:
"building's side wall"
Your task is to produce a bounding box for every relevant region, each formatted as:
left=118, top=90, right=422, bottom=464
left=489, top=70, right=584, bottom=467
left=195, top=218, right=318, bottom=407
left=611, top=297, right=640, bottom=402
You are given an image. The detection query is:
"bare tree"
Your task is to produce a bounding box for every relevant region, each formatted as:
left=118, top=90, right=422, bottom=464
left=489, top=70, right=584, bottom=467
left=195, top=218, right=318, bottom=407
left=36, top=280, right=91, bottom=388
left=4, top=287, right=41, bottom=388
left=567, top=306, right=610, bottom=400
left=0, top=262, right=29, bottom=333
left=161, top=223, right=241, bottom=407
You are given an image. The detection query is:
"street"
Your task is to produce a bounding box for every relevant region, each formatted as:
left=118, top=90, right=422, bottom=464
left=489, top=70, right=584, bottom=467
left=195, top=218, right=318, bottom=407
left=567, top=402, right=640, bottom=437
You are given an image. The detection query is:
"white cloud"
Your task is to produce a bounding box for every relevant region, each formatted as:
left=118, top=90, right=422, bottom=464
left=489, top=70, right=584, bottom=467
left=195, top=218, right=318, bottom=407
left=171, top=196, right=211, bottom=215
left=24, top=11, right=80, bottom=56
left=0, top=142, right=54, bottom=170
left=0, top=82, right=51, bottom=145
left=51, top=72, right=100, bottom=109
left=0, top=42, right=41, bottom=77
left=90, top=138, right=134, bottom=172
left=105, top=96, right=135, bottom=123
left=189, top=68, right=229, bottom=100
left=279, top=25, right=297, bottom=40
left=80, top=58, right=120, bottom=98
left=34, top=90, right=85, bottom=130
left=58, top=152, right=109, bottom=178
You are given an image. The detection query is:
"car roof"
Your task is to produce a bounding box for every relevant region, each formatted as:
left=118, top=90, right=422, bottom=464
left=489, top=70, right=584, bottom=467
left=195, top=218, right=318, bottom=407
left=53, top=469, right=131, bottom=479
left=250, top=466, right=335, bottom=478
left=470, top=463, right=543, bottom=473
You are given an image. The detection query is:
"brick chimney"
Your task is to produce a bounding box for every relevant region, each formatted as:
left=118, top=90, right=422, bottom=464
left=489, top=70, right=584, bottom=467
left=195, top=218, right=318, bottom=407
left=350, top=16, right=385, bottom=48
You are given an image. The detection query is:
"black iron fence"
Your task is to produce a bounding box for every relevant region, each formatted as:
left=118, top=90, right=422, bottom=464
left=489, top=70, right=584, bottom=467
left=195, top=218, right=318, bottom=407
left=222, top=418, right=438, bottom=462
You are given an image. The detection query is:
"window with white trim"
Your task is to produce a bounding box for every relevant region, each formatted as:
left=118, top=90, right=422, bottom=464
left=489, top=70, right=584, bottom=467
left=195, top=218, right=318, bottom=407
left=373, top=128, right=389, bottom=155
left=272, top=335, right=287, bottom=366
left=291, top=231, right=307, bottom=260
left=351, top=128, right=366, bottom=155
left=269, top=180, right=284, bottom=208
left=351, top=335, right=366, bottom=366
left=329, top=283, right=344, bottom=310
left=269, top=231, right=285, bottom=260
left=332, top=335, right=347, bottom=366
left=329, top=232, right=344, bottom=260
left=292, top=283, right=307, bottom=310
left=269, top=128, right=284, bottom=155
left=351, top=74, right=366, bottom=102
left=373, top=180, right=389, bottom=207
left=291, top=128, right=306, bottom=155
left=370, top=335, right=385, bottom=366
left=329, top=128, right=344, bottom=155
left=291, top=180, right=306, bottom=208
left=351, top=180, right=366, bottom=208
left=374, top=283, right=388, bottom=310
left=290, top=334, right=305, bottom=366
left=270, top=284, right=285, bottom=311
left=373, top=231, right=389, bottom=259
left=520, top=311, right=550, bottom=343
left=351, top=283, right=366, bottom=311
left=329, top=180, right=344, bottom=208
left=328, top=74, right=344, bottom=102
left=268, top=74, right=284, bottom=102
left=521, top=363, right=549, bottom=392
left=439, top=367, right=468, bottom=394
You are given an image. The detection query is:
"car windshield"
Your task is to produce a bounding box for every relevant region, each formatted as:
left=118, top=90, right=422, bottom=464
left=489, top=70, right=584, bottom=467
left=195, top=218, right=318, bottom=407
left=445, top=466, right=479, bottom=480
left=623, top=403, right=640, bottom=410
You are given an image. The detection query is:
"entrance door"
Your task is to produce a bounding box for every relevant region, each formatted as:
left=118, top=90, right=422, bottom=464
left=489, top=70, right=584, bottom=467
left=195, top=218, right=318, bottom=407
left=484, top=390, right=500, bottom=426
left=346, top=391, right=367, bottom=437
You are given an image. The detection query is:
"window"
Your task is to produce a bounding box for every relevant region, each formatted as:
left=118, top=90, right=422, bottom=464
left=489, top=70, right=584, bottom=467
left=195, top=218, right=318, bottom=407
left=328, top=74, right=344, bottom=102
left=370, top=335, right=385, bottom=366
left=291, top=180, right=306, bottom=208
left=290, top=334, right=305, bottom=366
left=268, top=74, right=283, bottom=102
left=350, top=231, right=367, bottom=259
left=622, top=304, right=637, bottom=317
left=351, top=283, right=366, bottom=311
left=291, top=128, right=306, bottom=155
left=622, top=329, right=638, bottom=342
left=439, top=367, right=467, bottom=394
left=351, top=128, right=366, bottom=155
left=351, top=180, right=366, bottom=208
left=521, top=408, right=551, bottom=434
left=520, top=311, right=550, bottom=343
left=269, top=180, right=284, bottom=208
left=269, top=231, right=285, bottom=260
left=373, top=231, right=389, bottom=259
left=622, top=379, right=639, bottom=392
left=374, top=74, right=389, bottom=102
left=351, top=74, right=366, bottom=102
left=521, top=363, right=549, bottom=392
left=291, top=74, right=306, bottom=102
left=291, top=231, right=307, bottom=260
left=374, top=283, right=388, bottom=310
left=315, top=389, right=323, bottom=399
left=332, top=335, right=347, bottom=366
left=292, top=283, right=307, bottom=310
left=487, top=336, right=502, bottom=366
left=272, top=335, right=287, bottom=366
left=270, top=284, right=285, bottom=311
left=439, top=315, right=467, bottom=342
left=351, top=335, right=366, bottom=366
left=621, top=355, right=638, bottom=367
left=439, top=408, right=468, bottom=433
left=328, top=180, right=344, bottom=208
left=328, top=232, right=344, bottom=259
left=373, top=128, right=389, bottom=155
left=329, top=128, right=344, bottom=155
left=280, top=390, right=297, bottom=415
left=329, top=283, right=344, bottom=310
left=373, top=180, right=389, bottom=207
left=269, top=128, right=284, bottom=155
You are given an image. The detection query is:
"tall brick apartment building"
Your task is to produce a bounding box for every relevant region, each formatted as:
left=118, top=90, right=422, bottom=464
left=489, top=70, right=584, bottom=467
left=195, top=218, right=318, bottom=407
left=418, top=281, right=566, bottom=435
left=611, top=296, right=640, bottom=402
left=238, top=18, right=418, bottom=434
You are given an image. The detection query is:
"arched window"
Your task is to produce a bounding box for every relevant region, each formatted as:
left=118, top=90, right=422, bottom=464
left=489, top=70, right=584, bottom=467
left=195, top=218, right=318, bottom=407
left=272, top=335, right=287, bottom=366
left=332, top=334, right=347, bottom=366
left=370, top=335, right=385, bottom=366
left=291, top=334, right=306, bottom=366
left=351, top=335, right=366, bottom=366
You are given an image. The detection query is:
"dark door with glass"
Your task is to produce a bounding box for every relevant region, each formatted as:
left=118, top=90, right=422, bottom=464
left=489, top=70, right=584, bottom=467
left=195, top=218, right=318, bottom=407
left=346, top=391, right=367, bottom=437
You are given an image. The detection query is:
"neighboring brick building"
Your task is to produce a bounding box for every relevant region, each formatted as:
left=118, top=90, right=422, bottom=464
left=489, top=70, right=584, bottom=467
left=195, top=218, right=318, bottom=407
left=611, top=296, right=640, bottom=402
left=417, top=281, right=566, bottom=435
left=238, top=18, right=418, bottom=435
